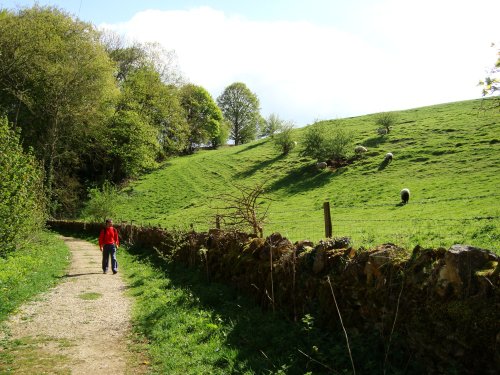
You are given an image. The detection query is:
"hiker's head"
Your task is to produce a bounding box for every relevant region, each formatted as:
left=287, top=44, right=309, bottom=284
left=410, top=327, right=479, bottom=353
left=105, top=219, right=113, bottom=227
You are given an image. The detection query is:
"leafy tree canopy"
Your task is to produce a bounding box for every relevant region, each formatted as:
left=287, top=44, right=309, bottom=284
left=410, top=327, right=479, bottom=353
left=211, top=118, right=230, bottom=149
left=121, top=66, right=189, bottom=155
left=0, top=5, right=118, bottom=215
left=217, top=82, right=261, bottom=145
left=180, top=84, right=222, bottom=152
left=102, top=31, right=185, bottom=86
left=261, top=113, right=290, bottom=137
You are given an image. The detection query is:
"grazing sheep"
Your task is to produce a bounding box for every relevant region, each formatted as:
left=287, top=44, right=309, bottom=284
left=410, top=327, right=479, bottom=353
left=354, top=145, right=368, bottom=154
left=400, top=188, right=410, bottom=204
left=385, top=152, right=393, bottom=162
left=316, top=161, right=327, bottom=169
left=377, top=127, right=388, bottom=136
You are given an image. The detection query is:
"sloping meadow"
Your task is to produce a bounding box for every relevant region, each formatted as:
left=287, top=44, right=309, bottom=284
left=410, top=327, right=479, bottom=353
left=112, top=98, right=499, bottom=252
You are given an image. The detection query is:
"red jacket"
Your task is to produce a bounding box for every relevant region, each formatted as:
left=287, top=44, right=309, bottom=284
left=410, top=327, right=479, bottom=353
left=99, top=226, right=119, bottom=248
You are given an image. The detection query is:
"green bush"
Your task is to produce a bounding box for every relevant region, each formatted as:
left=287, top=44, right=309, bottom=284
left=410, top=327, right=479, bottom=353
left=301, top=121, right=353, bottom=162
left=82, top=180, right=120, bottom=223
left=211, top=119, right=230, bottom=149
left=375, top=112, right=399, bottom=133
left=0, top=117, right=46, bottom=256
left=273, top=123, right=296, bottom=155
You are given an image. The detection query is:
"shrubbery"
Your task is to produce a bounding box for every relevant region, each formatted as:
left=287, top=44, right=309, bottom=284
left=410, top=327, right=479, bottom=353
left=301, top=120, right=353, bottom=162
left=0, top=117, right=46, bottom=256
left=272, top=122, right=296, bottom=155
left=82, top=180, right=120, bottom=223
left=375, top=112, right=399, bottom=134
left=211, top=119, right=230, bottom=149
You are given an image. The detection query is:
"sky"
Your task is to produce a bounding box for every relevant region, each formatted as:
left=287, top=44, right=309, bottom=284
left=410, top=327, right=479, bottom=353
left=1, top=0, right=499, bottom=126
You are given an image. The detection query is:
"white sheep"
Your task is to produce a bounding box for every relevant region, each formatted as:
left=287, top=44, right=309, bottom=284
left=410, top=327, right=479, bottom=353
left=400, top=188, right=410, bottom=204
left=354, top=145, right=368, bottom=154
left=385, top=152, right=393, bottom=162
left=316, top=161, right=327, bottom=169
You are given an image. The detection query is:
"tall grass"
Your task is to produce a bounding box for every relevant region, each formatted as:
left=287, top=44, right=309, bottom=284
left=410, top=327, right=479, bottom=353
left=0, top=232, right=69, bottom=323
left=112, top=99, right=500, bottom=252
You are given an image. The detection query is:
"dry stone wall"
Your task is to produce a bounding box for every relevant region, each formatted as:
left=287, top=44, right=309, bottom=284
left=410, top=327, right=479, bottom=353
left=48, top=220, right=499, bottom=374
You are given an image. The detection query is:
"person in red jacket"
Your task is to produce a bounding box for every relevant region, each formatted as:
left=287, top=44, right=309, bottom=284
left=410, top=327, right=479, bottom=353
left=99, top=219, right=120, bottom=274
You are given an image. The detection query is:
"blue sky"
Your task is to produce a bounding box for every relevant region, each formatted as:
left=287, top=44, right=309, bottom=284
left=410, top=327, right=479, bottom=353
left=1, top=0, right=499, bottom=125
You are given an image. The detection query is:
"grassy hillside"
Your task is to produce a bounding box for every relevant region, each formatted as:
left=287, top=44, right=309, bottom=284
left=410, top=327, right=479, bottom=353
left=112, top=99, right=500, bottom=252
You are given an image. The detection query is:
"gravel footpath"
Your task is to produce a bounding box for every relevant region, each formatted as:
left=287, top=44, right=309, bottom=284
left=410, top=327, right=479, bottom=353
left=3, top=236, right=143, bottom=374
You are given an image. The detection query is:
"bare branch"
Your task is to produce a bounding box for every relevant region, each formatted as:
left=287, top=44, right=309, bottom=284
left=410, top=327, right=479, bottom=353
left=211, top=181, right=272, bottom=237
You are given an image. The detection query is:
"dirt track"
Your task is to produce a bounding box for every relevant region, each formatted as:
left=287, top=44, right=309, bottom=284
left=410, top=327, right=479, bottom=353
left=2, top=236, right=145, bottom=374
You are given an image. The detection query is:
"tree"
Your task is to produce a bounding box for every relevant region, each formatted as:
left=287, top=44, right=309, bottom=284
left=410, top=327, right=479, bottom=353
left=106, top=110, right=159, bottom=179
left=179, top=84, right=222, bottom=152
left=261, top=113, right=285, bottom=137
left=141, top=41, right=185, bottom=86
left=214, top=182, right=270, bottom=237
left=478, top=43, right=500, bottom=109
left=301, top=121, right=354, bottom=162
left=117, top=66, right=189, bottom=157
left=217, top=82, right=261, bottom=145
left=375, top=112, right=398, bottom=134
left=211, top=119, right=230, bottom=149
left=0, top=6, right=118, bottom=215
left=104, top=41, right=146, bottom=83
left=0, top=117, right=46, bottom=256
left=102, top=31, right=185, bottom=86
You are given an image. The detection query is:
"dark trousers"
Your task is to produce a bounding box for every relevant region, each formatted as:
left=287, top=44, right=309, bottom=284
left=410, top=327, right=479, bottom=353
left=102, top=244, right=118, bottom=272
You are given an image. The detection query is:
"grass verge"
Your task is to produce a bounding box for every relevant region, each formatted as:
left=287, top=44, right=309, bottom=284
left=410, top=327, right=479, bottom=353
left=119, top=244, right=426, bottom=374
left=0, top=231, right=69, bottom=323
left=0, top=231, right=70, bottom=373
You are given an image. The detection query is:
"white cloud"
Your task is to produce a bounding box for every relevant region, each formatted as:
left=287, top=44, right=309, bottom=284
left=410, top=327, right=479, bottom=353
left=102, top=2, right=499, bottom=125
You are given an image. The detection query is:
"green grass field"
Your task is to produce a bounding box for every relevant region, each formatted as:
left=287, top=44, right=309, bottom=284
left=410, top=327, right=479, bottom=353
left=111, top=99, right=500, bottom=252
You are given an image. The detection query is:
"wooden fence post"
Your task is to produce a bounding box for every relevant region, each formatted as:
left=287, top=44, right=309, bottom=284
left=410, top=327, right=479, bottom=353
left=323, top=201, right=332, bottom=238
left=216, top=215, right=221, bottom=229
